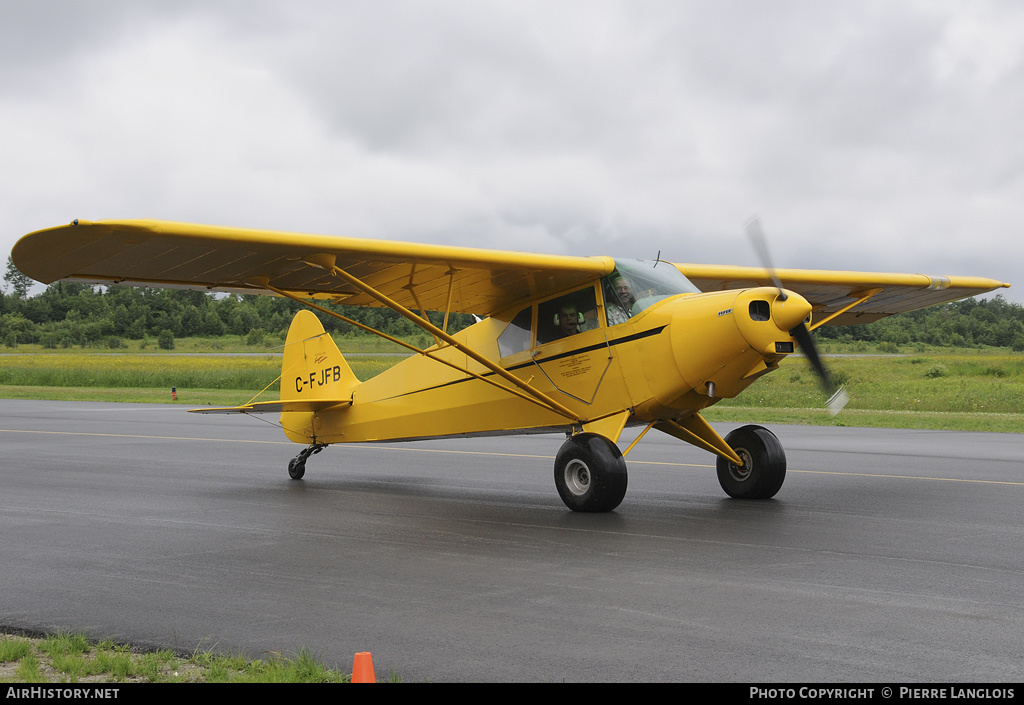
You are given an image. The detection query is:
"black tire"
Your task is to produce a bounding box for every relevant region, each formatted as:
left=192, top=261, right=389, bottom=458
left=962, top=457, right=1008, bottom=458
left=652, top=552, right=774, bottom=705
left=554, top=433, right=628, bottom=512
left=716, top=425, right=786, bottom=499
left=288, top=457, right=306, bottom=480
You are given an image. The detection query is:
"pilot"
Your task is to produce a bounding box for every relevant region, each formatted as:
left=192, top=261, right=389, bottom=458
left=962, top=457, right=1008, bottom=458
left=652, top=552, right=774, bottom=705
left=556, top=304, right=583, bottom=338
left=607, top=275, right=635, bottom=325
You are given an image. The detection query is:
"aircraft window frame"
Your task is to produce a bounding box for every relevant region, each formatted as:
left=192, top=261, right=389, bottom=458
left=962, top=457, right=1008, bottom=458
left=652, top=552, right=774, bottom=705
left=497, top=306, right=533, bottom=358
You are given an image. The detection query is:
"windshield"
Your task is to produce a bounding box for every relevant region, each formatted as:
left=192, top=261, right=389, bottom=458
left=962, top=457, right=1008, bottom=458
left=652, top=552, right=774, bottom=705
left=603, top=259, right=700, bottom=324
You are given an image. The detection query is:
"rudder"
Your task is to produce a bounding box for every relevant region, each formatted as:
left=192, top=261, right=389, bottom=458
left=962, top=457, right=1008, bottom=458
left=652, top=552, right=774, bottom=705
left=279, top=310, right=358, bottom=444
left=281, top=310, right=359, bottom=403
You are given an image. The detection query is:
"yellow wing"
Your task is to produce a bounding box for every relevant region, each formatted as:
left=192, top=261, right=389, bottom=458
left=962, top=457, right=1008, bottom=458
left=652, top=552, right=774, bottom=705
left=675, top=263, right=1010, bottom=325
left=13, top=219, right=1008, bottom=322
left=12, top=219, right=615, bottom=317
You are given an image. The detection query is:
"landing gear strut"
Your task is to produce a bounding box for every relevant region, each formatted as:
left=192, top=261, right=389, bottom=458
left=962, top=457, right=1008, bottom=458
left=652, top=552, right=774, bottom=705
left=288, top=443, right=327, bottom=480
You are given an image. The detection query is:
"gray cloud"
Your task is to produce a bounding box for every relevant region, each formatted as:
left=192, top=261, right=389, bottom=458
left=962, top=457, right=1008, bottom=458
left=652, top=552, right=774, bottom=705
left=3, top=1, right=1020, bottom=301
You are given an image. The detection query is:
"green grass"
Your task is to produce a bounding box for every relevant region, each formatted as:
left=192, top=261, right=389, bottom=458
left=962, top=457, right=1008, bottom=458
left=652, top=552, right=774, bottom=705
left=715, top=350, right=1024, bottom=408
left=0, top=353, right=399, bottom=390
left=0, top=631, right=365, bottom=683
left=0, top=639, right=32, bottom=662
left=0, top=385, right=261, bottom=405
left=701, top=348, right=1024, bottom=431
left=1, top=345, right=1022, bottom=432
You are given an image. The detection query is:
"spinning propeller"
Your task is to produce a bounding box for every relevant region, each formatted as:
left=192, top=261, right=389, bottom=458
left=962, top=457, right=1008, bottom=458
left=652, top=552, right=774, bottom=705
left=745, top=216, right=849, bottom=416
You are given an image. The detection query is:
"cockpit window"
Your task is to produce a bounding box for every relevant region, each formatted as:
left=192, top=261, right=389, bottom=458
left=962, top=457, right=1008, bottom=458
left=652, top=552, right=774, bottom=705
left=497, top=306, right=532, bottom=358
left=536, top=286, right=598, bottom=344
left=604, top=259, right=700, bottom=326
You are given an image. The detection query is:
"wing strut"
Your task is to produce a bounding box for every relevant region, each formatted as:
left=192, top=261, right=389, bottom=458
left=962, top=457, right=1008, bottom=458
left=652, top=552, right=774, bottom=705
left=313, top=259, right=584, bottom=422
left=258, top=275, right=583, bottom=424
left=441, top=267, right=457, bottom=338
left=808, top=288, right=882, bottom=330
left=404, top=263, right=441, bottom=347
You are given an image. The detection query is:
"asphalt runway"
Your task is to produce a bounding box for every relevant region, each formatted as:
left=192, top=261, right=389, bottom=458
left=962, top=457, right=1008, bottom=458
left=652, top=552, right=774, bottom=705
left=2, top=399, right=1022, bottom=682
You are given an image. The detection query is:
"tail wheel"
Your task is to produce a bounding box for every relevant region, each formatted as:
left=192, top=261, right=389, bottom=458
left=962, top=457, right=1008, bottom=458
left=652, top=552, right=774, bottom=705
left=287, top=443, right=325, bottom=481
left=554, top=433, right=628, bottom=512
left=716, top=425, right=786, bottom=499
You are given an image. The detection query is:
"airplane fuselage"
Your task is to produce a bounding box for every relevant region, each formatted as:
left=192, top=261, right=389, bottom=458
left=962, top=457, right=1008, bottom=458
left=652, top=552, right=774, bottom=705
left=282, top=286, right=808, bottom=445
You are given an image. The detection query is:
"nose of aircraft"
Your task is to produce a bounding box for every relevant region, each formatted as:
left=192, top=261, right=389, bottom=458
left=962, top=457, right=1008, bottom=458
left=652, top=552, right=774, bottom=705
left=771, top=289, right=813, bottom=334
left=734, top=287, right=812, bottom=355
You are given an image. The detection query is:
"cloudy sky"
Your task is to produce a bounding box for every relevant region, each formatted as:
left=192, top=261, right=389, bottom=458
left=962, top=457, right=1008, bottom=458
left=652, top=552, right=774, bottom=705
left=3, top=1, right=1021, bottom=301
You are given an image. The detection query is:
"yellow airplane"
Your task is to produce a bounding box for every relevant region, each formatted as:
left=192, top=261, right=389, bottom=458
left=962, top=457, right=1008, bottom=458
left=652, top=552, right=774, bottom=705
left=12, top=219, right=1010, bottom=512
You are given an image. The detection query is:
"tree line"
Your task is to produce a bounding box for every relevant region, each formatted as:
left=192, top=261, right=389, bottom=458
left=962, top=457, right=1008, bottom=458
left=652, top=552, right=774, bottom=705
left=814, top=294, right=1024, bottom=351
left=2, top=258, right=474, bottom=349
left=2, top=258, right=1023, bottom=350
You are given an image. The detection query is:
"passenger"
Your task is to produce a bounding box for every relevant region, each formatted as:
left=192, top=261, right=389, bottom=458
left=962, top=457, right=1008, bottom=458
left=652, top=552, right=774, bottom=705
left=607, top=274, right=635, bottom=326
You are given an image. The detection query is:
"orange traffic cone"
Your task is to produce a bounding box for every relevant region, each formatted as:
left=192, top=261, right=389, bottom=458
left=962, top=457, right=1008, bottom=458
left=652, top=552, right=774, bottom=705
left=352, top=652, right=376, bottom=683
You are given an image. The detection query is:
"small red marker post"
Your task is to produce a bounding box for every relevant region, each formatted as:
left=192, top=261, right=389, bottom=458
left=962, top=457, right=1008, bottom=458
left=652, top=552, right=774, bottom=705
left=171, top=386, right=177, bottom=401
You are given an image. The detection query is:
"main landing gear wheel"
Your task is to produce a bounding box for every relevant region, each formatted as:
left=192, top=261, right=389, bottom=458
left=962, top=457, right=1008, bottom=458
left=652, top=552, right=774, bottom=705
left=554, top=433, right=628, bottom=512
left=716, top=425, right=786, bottom=499
left=288, top=443, right=326, bottom=481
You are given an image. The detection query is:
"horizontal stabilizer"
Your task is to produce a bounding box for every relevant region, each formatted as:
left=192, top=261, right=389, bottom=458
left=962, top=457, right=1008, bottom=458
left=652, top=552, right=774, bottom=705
left=189, top=399, right=351, bottom=415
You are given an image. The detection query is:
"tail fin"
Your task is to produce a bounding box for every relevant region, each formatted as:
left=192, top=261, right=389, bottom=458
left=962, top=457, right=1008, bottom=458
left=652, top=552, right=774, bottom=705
left=281, top=309, right=359, bottom=404
left=188, top=311, right=357, bottom=431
